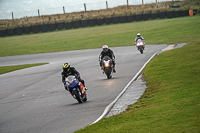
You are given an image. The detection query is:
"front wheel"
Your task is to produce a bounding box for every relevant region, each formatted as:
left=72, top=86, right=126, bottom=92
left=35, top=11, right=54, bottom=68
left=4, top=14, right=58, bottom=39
left=105, top=68, right=112, bottom=79
left=138, top=46, right=143, bottom=54
left=140, top=49, right=143, bottom=54
left=73, top=90, right=83, bottom=103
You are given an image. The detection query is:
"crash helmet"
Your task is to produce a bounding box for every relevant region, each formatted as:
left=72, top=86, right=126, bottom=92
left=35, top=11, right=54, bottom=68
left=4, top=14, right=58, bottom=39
left=63, top=63, right=70, bottom=72
left=102, top=45, right=108, bottom=52
left=137, top=33, right=141, bottom=38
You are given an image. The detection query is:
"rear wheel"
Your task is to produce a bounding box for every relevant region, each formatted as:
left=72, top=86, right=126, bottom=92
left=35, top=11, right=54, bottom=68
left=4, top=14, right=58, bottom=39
left=73, top=90, right=83, bottom=103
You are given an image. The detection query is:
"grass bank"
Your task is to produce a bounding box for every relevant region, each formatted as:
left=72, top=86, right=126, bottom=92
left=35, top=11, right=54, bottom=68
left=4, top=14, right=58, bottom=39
left=0, top=0, right=199, bottom=30
left=0, top=63, right=48, bottom=75
left=75, top=33, right=200, bottom=133
left=0, top=15, right=200, bottom=57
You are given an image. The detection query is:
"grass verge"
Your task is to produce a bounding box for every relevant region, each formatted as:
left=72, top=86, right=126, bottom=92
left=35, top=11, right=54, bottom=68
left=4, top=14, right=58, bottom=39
left=0, top=15, right=200, bottom=57
left=0, top=63, right=48, bottom=75
left=74, top=35, right=200, bottom=133
left=0, top=0, right=199, bottom=30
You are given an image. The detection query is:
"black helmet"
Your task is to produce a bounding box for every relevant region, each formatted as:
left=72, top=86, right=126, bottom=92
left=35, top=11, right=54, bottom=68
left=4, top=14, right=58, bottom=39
left=63, top=63, right=70, bottom=72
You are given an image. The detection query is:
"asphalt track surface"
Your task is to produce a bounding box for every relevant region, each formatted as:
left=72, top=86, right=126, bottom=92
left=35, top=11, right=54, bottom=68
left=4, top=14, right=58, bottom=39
left=0, top=45, right=167, bottom=133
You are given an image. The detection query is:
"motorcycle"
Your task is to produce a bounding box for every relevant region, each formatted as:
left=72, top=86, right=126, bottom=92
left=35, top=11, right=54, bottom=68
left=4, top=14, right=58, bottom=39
left=101, top=56, right=113, bottom=79
left=136, top=39, right=145, bottom=54
left=65, top=76, right=87, bottom=103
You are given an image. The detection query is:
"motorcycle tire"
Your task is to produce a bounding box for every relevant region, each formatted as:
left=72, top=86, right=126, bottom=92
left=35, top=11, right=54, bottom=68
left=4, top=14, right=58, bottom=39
left=138, top=46, right=143, bottom=54
left=83, top=94, right=87, bottom=102
left=140, top=49, right=143, bottom=54
left=105, top=69, right=112, bottom=79
left=73, top=90, right=83, bottom=103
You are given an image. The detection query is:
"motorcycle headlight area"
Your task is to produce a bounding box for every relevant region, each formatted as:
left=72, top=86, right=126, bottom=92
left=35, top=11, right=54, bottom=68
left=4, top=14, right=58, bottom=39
left=105, top=61, right=110, bottom=67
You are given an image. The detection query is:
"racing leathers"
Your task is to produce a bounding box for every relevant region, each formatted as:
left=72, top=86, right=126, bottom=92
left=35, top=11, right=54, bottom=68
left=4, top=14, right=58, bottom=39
left=99, top=49, right=116, bottom=72
left=61, top=67, right=86, bottom=91
left=135, top=36, right=145, bottom=49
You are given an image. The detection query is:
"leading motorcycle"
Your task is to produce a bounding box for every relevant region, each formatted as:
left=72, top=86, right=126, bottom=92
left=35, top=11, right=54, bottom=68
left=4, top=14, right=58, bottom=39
left=136, top=39, right=145, bottom=54
left=65, top=76, right=87, bottom=103
left=101, top=56, right=113, bottom=79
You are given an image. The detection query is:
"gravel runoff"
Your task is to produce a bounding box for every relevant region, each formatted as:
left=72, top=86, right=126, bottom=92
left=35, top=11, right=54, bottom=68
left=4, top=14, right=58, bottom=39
left=106, top=43, right=187, bottom=117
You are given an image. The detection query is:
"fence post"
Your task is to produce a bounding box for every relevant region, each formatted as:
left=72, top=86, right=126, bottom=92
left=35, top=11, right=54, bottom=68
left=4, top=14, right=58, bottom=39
left=106, top=1, right=108, bottom=9
left=84, top=3, right=86, bottom=11
left=12, top=12, right=14, bottom=19
left=142, top=0, right=144, bottom=4
left=63, top=6, right=65, bottom=14
left=127, top=0, right=129, bottom=6
left=38, top=9, right=40, bottom=16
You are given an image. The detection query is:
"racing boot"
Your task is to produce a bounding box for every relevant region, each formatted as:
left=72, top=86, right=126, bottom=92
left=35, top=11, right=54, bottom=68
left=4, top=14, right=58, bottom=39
left=113, top=63, right=116, bottom=73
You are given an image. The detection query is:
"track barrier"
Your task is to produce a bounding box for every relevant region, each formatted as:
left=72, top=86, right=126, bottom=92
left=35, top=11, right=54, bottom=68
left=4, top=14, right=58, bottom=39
left=0, top=9, right=198, bottom=37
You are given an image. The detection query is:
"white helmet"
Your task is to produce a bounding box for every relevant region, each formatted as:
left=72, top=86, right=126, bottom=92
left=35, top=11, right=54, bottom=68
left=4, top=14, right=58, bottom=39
left=137, top=33, right=141, bottom=37
left=102, top=45, right=108, bottom=52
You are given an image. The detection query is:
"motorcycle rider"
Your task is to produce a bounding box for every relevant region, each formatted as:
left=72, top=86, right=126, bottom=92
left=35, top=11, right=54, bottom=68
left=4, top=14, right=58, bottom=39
left=135, top=33, right=145, bottom=50
left=99, top=45, right=116, bottom=73
left=61, top=63, right=87, bottom=91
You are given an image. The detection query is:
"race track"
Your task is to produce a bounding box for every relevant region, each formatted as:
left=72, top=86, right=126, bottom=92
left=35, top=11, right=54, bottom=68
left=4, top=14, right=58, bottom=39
left=0, top=45, right=167, bottom=133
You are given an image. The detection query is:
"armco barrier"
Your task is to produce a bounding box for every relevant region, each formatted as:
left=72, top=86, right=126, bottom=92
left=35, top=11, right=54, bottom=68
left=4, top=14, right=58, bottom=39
left=88, top=19, right=96, bottom=26
left=143, top=13, right=150, bottom=21
left=127, top=15, right=135, bottom=22
left=56, top=22, right=64, bottom=30
left=0, top=9, right=194, bottom=37
left=105, top=18, right=112, bottom=25
left=81, top=20, right=88, bottom=27
left=0, top=29, right=7, bottom=37
left=167, top=11, right=174, bottom=18
left=96, top=18, right=104, bottom=26
left=112, top=17, right=120, bottom=24
left=182, top=10, right=189, bottom=16
left=24, top=26, right=32, bottom=34
left=174, top=10, right=181, bottom=18
left=32, top=25, right=40, bottom=33
left=49, top=23, right=56, bottom=31
left=120, top=16, right=127, bottom=23
left=65, top=22, right=73, bottom=29
left=135, top=14, right=142, bottom=21
left=159, top=11, right=166, bottom=19
left=15, top=27, right=24, bottom=35
left=73, top=21, right=81, bottom=28
left=151, top=13, right=159, bottom=20
left=40, top=24, right=49, bottom=32
left=7, top=29, right=15, bottom=36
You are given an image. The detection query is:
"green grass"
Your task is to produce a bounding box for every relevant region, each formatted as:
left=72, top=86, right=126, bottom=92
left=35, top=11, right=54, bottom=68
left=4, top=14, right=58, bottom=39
left=74, top=34, right=200, bottom=133
left=0, top=15, right=200, bottom=57
left=0, top=63, right=48, bottom=75
left=0, top=14, right=199, bottom=132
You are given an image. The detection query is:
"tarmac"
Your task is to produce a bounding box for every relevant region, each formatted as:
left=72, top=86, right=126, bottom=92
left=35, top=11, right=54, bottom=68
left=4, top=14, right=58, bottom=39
left=106, top=43, right=187, bottom=117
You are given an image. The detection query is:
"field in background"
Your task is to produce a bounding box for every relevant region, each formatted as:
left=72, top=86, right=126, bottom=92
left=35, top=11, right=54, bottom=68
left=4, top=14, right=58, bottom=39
left=0, top=0, right=199, bottom=30
left=0, top=15, right=199, bottom=57
left=0, top=3, right=199, bottom=132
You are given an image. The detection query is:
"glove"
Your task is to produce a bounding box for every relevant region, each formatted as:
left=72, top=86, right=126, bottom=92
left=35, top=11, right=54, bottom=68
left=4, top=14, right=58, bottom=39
left=77, top=75, right=80, bottom=80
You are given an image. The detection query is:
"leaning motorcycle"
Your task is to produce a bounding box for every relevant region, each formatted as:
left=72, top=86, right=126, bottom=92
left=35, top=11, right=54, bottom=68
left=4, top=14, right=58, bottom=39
left=136, top=39, right=145, bottom=54
left=65, top=76, right=87, bottom=103
left=101, top=56, right=113, bottom=79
